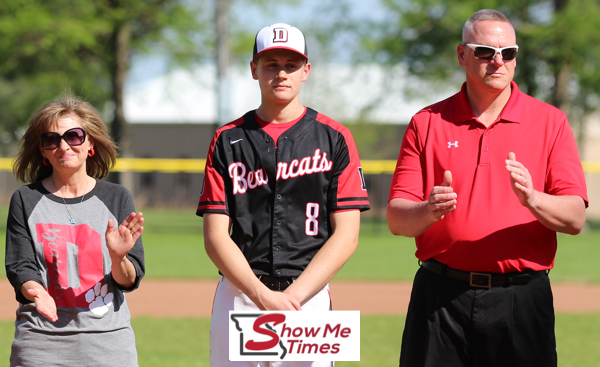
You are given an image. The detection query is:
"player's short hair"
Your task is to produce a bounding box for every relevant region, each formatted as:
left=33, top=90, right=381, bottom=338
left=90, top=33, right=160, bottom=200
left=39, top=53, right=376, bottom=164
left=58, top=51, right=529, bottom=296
left=13, top=93, right=117, bottom=183
left=463, top=9, right=513, bottom=42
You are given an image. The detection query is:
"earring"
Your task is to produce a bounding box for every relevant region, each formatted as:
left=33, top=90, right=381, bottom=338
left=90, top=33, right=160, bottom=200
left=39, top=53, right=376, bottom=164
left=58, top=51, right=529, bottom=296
left=43, top=157, right=50, bottom=166
left=88, top=147, right=95, bottom=157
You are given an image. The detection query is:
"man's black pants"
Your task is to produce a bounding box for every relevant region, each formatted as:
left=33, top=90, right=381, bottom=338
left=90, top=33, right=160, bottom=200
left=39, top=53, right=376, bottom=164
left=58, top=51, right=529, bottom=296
left=399, top=266, right=557, bottom=367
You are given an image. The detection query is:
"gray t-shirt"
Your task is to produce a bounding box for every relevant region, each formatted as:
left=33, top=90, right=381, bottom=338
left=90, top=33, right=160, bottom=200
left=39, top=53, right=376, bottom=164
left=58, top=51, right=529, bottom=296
left=5, top=179, right=145, bottom=367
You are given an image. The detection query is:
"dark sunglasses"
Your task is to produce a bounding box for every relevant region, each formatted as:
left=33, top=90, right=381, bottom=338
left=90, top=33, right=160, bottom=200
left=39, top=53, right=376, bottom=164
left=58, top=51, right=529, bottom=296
left=461, top=43, right=519, bottom=61
left=40, top=127, right=88, bottom=150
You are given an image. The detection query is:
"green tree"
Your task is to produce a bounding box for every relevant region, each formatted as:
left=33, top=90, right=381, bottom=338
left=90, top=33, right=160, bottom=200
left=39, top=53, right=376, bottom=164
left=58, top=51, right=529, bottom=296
left=0, top=0, right=209, bottom=161
left=359, top=0, right=600, bottom=152
left=98, top=0, right=208, bottom=159
left=0, top=1, right=111, bottom=154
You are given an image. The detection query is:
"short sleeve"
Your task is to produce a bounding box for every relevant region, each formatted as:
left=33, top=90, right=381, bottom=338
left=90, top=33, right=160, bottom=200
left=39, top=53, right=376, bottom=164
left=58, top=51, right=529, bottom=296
left=545, top=117, right=588, bottom=206
left=329, top=129, right=370, bottom=211
left=196, top=133, right=228, bottom=216
left=389, top=117, right=426, bottom=202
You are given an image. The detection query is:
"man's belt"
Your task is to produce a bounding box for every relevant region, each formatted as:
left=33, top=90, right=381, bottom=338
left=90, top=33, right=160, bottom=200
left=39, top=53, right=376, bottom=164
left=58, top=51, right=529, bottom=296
left=421, top=259, right=547, bottom=289
left=258, top=275, right=293, bottom=291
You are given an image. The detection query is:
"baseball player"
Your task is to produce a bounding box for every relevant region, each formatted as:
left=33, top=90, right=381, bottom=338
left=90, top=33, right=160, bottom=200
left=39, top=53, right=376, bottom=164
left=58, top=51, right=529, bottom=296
left=196, top=23, right=370, bottom=366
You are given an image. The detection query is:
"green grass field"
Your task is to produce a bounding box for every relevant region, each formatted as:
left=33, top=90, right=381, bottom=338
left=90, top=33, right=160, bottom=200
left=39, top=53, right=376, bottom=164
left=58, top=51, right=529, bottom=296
left=2, top=207, right=599, bottom=282
left=136, top=208, right=600, bottom=283
left=1, top=207, right=600, bottom=365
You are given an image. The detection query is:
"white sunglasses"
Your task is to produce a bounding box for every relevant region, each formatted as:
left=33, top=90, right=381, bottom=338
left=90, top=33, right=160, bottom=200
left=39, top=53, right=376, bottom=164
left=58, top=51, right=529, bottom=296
left=461, top=43, right=519, bottom=60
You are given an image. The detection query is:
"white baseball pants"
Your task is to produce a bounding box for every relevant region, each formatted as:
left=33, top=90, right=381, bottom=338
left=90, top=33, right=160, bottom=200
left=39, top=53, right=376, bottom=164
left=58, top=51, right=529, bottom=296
left=210, top=276, right=334, bottom=367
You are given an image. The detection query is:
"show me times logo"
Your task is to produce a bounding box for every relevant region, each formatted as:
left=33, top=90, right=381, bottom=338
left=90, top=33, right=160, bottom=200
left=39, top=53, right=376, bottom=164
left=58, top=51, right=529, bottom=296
left=229, top=311, right=360, bottom=361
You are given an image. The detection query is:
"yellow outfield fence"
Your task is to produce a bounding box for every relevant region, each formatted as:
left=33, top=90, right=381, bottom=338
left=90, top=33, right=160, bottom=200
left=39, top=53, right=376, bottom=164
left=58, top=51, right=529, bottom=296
left=113, top=158, right=207, bottom=173
left=0, top=158, right=599, bottom=174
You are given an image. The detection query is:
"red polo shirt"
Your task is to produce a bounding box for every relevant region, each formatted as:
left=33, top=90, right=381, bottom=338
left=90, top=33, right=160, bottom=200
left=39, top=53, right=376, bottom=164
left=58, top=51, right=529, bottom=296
left=389, top=81, right=588, bottom=273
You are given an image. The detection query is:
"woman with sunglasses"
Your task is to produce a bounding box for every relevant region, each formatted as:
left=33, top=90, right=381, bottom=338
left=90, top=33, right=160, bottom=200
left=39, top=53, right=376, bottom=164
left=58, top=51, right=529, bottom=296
left=5, top=95, right=145, bottom=366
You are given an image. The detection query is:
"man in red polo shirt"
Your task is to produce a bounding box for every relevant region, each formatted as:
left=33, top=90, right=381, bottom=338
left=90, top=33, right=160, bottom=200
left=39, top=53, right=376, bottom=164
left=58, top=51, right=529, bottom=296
left=388, top=9, right=588, bottom=367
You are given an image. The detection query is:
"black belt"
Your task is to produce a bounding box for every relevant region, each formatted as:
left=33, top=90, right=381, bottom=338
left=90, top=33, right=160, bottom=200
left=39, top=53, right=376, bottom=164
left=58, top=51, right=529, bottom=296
left=258, top=275, right=293, bottom=291
left=421, top=259, right=547, bottom=289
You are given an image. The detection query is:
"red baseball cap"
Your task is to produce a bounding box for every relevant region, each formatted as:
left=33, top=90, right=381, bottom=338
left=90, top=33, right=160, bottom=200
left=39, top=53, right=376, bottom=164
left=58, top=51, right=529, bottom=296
left=253, top=23, right=308, bottom=61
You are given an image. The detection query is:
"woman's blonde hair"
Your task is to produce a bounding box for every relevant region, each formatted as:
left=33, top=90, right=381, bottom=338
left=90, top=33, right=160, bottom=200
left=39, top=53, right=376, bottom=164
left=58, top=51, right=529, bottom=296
left=13, top=95, right=117, bottom=183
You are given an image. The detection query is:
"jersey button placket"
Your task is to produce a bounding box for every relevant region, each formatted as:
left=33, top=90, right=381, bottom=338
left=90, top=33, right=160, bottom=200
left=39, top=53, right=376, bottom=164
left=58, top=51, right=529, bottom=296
left=480, top=128, right=492, bottom=165
left=270, top=135, right=285, bottom=276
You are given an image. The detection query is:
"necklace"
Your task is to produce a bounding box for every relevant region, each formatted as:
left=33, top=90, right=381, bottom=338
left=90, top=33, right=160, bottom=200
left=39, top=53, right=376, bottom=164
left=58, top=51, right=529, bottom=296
left=51, top=176, right=89, bottom=225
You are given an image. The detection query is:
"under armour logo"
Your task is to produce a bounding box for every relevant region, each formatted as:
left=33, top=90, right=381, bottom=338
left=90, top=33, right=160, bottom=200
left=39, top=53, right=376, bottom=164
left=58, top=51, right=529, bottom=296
left=448, top=141, right=459, bottom=148
left=273, top=28, right=288, bottom=43
left=230, top=139, right=244, bottom=145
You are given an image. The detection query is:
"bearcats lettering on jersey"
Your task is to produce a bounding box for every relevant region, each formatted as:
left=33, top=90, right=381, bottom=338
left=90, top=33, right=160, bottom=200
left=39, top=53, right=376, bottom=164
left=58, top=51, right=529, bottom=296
left=277, top=148, right=333, bottom=181
left=229, top=149, right=333, bottom=195
left=197, top=108, right=369, bottom=277
left=229, top=163, right=269, bottom=195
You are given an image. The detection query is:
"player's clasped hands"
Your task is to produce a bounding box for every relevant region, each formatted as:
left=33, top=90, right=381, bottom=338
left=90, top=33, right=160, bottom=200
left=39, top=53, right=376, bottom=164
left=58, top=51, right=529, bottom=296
left=427, top=170, right=457, bottom=221
left=505, top=152, right=535, bottom=206
left=255, top=288, right=302, bottom=311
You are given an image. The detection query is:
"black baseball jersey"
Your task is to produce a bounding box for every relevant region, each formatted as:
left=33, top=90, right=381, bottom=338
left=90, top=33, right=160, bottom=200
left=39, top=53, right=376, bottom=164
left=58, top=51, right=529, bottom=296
left=197, top=108, right=370, bottom=277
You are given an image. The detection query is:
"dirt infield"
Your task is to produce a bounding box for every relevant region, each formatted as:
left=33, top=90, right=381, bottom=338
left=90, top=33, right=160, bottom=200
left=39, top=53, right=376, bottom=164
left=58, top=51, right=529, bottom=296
left=1, top=279, right=600, bottom=319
